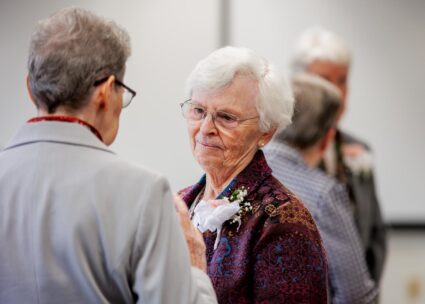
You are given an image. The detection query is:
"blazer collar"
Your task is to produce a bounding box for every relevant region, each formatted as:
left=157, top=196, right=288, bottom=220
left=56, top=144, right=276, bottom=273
left=3, top=121, right=114, bottom=154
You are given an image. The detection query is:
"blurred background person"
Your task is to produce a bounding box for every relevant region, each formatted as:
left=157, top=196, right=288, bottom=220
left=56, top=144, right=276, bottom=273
left=265, top=73, right=378, bottom=303
left=0, top=7, right=217, bottom=304
left=291, top=26, right=387, bottom=284
left=179, top=46, right=328, bottom=303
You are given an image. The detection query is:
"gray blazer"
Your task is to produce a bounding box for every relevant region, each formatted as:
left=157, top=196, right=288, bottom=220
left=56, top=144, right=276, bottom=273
left=0, top=121, right=216, bottom=304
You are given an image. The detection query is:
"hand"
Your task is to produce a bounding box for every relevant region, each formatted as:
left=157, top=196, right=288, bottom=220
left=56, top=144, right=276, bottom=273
left=173, top=195, right=207, bottom=272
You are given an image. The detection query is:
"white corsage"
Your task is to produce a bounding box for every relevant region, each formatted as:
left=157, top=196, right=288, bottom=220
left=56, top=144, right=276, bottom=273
left=342, top=144, right=373, bottom=177
left=192, top=187, right=251, bottom=249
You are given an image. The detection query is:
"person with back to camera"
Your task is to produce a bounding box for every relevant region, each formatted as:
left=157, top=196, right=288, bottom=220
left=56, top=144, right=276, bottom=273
left=291, top=26, right=387, bottom=285
left=0, top=7, right=217, bottom=303
left=178, top=46, right=329, bottom=303
left=265, top=73, right=379, bottom=303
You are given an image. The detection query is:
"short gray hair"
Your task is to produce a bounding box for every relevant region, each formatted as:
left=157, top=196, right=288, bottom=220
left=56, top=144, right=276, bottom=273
left=185, top=46, right=294, bottom=132
left=28, top=7, right=131, bottom=113
left=291, top=26, right=351, bottom=73
left=275, top=73, right=341, bottom=149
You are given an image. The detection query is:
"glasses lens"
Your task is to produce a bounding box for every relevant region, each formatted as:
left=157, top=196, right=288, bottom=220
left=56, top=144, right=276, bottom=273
left=122, top=90, right=133, bottom=108
left=183, top=103, right=205, bottom=121
left=215, top=112, right=238, bottom=129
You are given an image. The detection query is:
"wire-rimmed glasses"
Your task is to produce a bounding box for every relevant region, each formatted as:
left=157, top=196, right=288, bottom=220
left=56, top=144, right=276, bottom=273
left=180, top=99, right=259, bottom=130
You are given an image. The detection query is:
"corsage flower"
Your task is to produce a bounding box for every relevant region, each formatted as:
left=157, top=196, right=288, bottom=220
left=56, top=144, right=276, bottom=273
left=192, top=186, right=252, bottom=249
left=342, top=144, right=373, bottom=177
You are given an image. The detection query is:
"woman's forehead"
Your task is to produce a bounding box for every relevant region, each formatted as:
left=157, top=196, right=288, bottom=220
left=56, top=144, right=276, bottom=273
left=192, top=77, right=258, bottom=112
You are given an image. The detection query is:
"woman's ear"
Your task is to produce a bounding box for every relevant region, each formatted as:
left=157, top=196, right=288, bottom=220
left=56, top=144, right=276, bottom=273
left=259, top=127, right=277, bottom=147
left=95, top=75, right=116, bottom=111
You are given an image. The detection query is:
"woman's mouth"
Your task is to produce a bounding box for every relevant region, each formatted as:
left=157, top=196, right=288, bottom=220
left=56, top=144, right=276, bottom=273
left=196, top=140, right=222, bottom=149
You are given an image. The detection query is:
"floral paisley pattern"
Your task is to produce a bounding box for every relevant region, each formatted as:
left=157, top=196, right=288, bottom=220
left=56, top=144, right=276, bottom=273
left=179, top=150, right=328, bottom=303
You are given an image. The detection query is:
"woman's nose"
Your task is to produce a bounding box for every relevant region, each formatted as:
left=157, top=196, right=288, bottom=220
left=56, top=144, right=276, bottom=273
left=199, top=112, right=218, bottom=135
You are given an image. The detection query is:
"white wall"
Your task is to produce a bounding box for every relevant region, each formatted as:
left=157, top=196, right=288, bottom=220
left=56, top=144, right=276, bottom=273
left=0, top=0, right=220, bottom=191
left=229, top=0, right=425, bottom=222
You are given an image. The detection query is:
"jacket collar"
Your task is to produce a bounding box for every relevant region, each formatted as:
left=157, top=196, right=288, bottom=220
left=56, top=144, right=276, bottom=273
left=180, top=149, right=272, bottom=204
left=265, top=140, right=307, bottom=168
left=3, top=121, right=114, bottom=154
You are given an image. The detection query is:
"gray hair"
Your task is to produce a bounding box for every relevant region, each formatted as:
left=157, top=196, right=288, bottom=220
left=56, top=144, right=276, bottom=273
left=185, top=46, right=294, bottom=132
left=28, top=7, right=131, bottom=113
left=291, top=26, right=351, bottom=73
left=275, top=73, right=341, bottom=149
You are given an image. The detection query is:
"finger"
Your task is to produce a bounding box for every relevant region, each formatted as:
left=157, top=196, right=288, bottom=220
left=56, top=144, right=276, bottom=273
left=193, top=225, right=204, bottom=240
left=173, top=195, right=192, bottom=232
left=173, top=194, right=189, bottom=216
left=193, top=229, right=206, bottom=252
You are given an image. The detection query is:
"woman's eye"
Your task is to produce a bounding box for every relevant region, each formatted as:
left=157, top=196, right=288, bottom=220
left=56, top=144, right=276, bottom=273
left=218, top=112, right=237, bottom=122
left=192, top=107, right=205, bottom=115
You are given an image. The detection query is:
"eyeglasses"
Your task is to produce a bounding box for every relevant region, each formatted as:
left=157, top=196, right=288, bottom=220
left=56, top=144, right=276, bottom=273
left=180, top=99, right=259, bottom=130
left=93, top=76, right=136, bottom=108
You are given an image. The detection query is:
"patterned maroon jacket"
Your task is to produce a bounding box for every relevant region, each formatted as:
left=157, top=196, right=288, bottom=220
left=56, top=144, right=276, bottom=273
left=179, top=151, right=328, bottom=303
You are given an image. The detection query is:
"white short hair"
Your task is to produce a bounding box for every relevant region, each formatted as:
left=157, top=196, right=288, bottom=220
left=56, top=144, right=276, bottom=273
left=185, top=46, right=294, bottom=132
left=291, top=26, right=351, bottom=73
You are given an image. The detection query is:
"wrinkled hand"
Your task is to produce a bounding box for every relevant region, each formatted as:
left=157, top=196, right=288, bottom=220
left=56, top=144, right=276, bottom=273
left=173, top=195, right=207, bottom=272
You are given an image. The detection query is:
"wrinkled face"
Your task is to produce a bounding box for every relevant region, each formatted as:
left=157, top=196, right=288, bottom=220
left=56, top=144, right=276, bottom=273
left=307, top=59, right=349, bottom=121
left=187, top=75, right=266, bottom=173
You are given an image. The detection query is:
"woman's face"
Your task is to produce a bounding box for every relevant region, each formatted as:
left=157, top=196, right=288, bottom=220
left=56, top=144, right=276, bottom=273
left=306, top=59, right=349, bottom=122
left=186, top=75, right=269, bottom=174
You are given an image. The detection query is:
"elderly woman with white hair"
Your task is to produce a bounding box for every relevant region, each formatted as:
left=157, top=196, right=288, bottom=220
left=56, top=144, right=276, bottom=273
left=178, top=46, right=328, bottom=303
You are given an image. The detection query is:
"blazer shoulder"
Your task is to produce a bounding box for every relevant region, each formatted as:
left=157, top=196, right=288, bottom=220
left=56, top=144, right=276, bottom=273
left=89, top=153, right=171, bottom=199
left=104, top=154, right=162, bottom=178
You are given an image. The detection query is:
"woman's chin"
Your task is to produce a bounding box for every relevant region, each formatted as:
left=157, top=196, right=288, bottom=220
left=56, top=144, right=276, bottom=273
left=195, top=155, right=223, bottom=173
